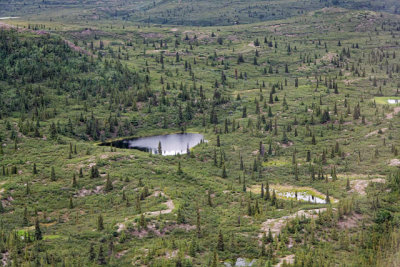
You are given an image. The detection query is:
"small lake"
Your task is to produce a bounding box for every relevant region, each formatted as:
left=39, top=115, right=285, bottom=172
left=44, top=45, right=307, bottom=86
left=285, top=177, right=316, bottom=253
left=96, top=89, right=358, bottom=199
left=0, top=17, right=20, bottom=20
left=388, top=99, right=400, bottom=104
left=102, top=133, right=205, bottom=156
left=277, top=191, right=326, bottom=204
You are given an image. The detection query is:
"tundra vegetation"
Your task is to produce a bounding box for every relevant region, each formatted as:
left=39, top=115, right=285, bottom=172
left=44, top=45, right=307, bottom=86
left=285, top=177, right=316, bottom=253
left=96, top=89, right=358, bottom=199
left=0, top=1, right=400, bottom=266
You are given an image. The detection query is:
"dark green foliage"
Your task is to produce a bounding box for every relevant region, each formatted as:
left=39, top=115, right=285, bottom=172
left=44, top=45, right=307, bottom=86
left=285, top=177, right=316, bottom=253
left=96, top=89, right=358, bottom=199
left=105, top=174, right=113, bottom=192
left=51, top=166, right=56, bottom=181
left=35, top=217, right=42, bottom=240
left=97, top=214, right=104, bottom=231
left=217, top=230, right=224, bottom=251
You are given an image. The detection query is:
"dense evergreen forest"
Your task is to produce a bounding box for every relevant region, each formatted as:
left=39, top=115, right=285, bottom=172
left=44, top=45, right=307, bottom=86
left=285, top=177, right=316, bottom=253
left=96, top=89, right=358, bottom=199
left=0, top=2, right=400, bottom=267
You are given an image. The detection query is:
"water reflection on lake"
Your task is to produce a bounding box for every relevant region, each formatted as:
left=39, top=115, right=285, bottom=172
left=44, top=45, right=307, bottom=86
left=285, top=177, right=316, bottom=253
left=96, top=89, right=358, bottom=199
left=102, top=133, right=205, bottom=156
left=277, top=191, right=326, bottom=204
left=388, top=99, right=400, bottom=104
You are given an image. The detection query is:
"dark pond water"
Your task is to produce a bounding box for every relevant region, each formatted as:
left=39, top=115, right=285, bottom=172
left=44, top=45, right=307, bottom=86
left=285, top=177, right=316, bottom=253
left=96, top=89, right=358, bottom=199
left=102, top=133, right=205, bottom=156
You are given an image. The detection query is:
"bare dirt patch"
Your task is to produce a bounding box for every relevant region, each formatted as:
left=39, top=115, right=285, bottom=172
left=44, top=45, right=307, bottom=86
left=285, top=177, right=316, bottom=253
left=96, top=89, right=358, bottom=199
left=227, top=35, right=239, bottom=41
left=386, top=107, right=400, bottom=119
left=259, top=208, right=327, bottom=238
left=343, top=78, right=362, bottom=85
left=1, top=251, right=9, bottom=266
left=338, top=213, right=363, bottom=229
left=365, top=127, right=387, bottom=138
left=279, top=141, right=294, bottom=148
left=75, top=185, right=104, bottom=197
left=276, top=254, right=295, bottom=267
left=0, top=181, right=5, bottom=197
left=140, top=32, right=164, bottom=38
left=0, top=22, right=16, bottom=30
left=320, top=52, right=337, bottom=62
left=64, top=40, right=93, bottom=56
left=117, top=191, right=175, bottom=232
left=115, top=250, right=128, bottom=259
left=389, top=159, right=400, bottom=167
left=144, top=193, right=174, bottom=217
left=350, top=178, right=385, bottom=195
left=297, top=64, right=309, bottom=71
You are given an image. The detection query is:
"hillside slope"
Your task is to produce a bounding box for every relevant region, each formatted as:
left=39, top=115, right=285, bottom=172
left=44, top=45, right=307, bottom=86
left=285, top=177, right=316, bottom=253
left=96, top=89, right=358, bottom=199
left=1, top=0, right=399, bottom=25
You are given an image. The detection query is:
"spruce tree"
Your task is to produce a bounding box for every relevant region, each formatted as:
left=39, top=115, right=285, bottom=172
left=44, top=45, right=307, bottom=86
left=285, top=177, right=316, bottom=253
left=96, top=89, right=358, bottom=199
left=267, top=228, right=273, bottom=243
left=196, top=207, right=201, bottom=237
left=33, top=163, right=37, bottom=174
left=271, top=190, right=277, bottom=206
left=23, top=207, right=29, bottom=226
left=139, top=213, right=147, bottom=230
left=261, top=183, right=264, bottom=199
left=208, top=190, right=213, bottom=207
left=105, top=174, right=113, bottom=192
left=51, top=166, right=56, bottom=181
left=89, top=244, right=96, bottom=261
left=265, top=182, right=270, bottom=200
left=35, top=217, right=42, bottom=240
left=97, top=246, right=106, bottom=265
left=217, top=230, right=224, bottom=251
left=26, top=182, right=30, bottom=195
left=69, top=197, right=74, bottom=209
left=177, top=207, right=185, bottom=224
left=177, top=162, right=183, bottom=175
left=325, top=191, right=331, bottom=204
left=72, top=173, right=77, bottom=187
left=222, top=164, right=227, bottom=178
left=97, top=214, right=104, bottom=231
left=211, top=250, right=218, bottom=267
left=158, top=141, right=162, bottom=155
